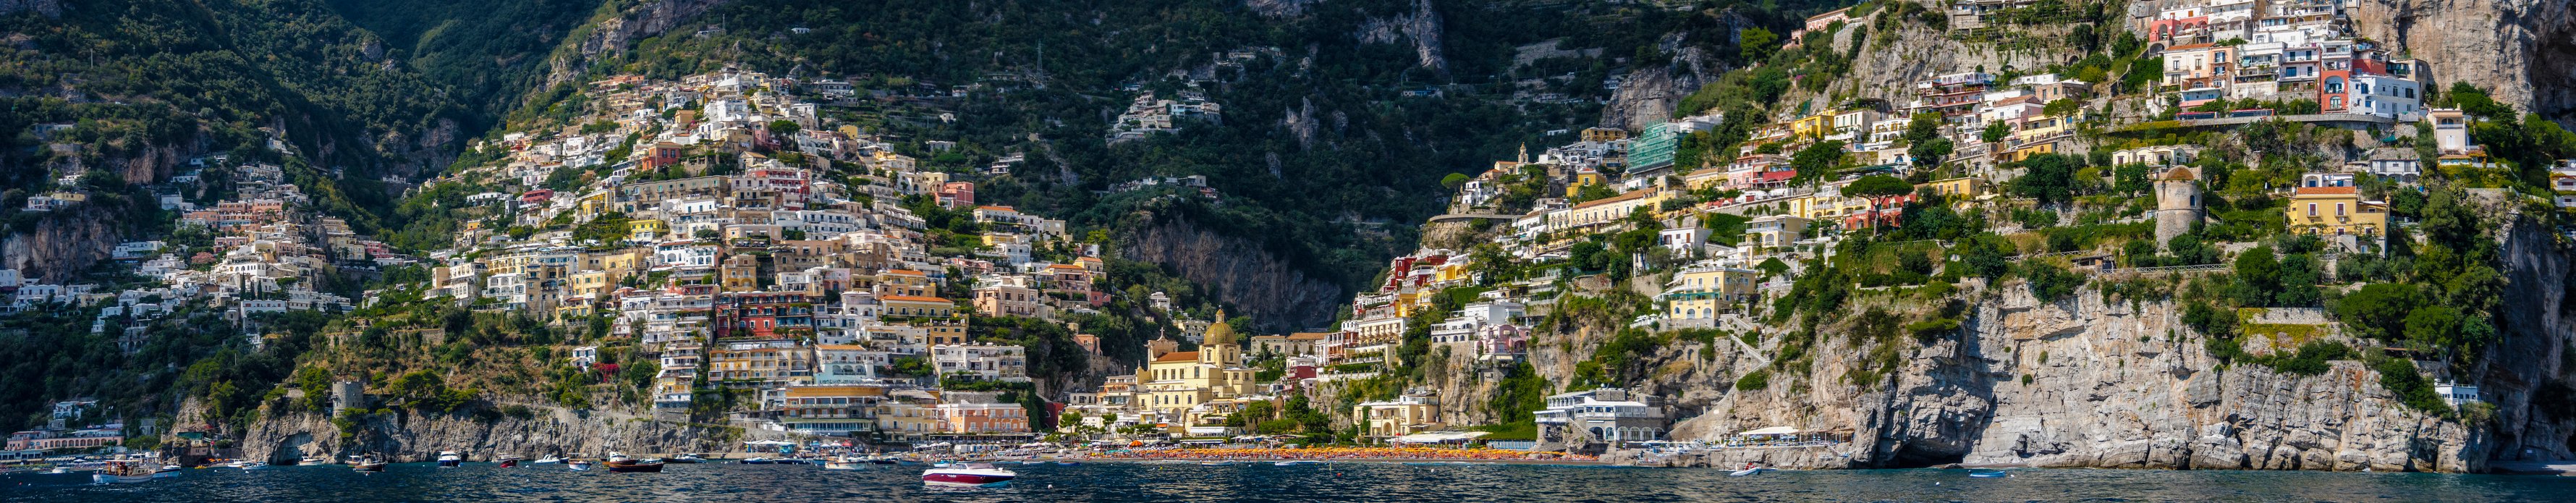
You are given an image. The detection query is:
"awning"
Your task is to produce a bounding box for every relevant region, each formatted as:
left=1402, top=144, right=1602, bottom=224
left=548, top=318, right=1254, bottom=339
left=743, top=440, right=795, bottom=446
left=1386, top=431, right=1490, bottom=444
left=1737, top=426, right=1800, bottom=436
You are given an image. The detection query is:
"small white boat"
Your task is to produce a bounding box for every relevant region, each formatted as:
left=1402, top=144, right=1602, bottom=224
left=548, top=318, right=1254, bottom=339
left=921, top=462, right=1015, bottom=487
left=533, top=455, right=563, bottom=464
left=155, top=465, right=183, bottom=478
left=436, top=451, right=463, bottom=467
left=567, top=460, right=594, bottom=471
left=234, top=461, right=268, bottom=470
left=823, top=456, right=866, bottom=470
left=1199, top=461, right=1233, bottom=466
left=1728, top=467, right=1766, bottom=476
left=297, top=456, right=331, bottom=465
left=46, top=466, right=71, bottom=474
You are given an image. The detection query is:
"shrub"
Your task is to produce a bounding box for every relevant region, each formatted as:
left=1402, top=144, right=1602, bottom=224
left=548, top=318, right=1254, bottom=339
left=2372, top=358, right=2452, bottom=415
left=1734, top=369, right=1771, bottom=391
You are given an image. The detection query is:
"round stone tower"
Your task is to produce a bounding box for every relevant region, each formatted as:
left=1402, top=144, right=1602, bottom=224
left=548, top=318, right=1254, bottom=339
left=2153, top=166, right=2201, bottom=246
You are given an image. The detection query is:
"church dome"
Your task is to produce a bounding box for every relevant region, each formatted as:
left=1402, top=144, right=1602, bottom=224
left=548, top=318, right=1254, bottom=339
left=1204, top=310, right=1238, bottom=346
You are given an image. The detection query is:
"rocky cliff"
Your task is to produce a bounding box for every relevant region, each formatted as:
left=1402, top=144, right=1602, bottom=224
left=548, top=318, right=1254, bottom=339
left=2348, top=0, right=2576, bottom=121
left=2, top=204, right=124, bottom=282
left=1116, top=209, right=1348, bottom=330
left=240, top=405, right=786, bottom=463
left=545, top=0, right=735, bottom=88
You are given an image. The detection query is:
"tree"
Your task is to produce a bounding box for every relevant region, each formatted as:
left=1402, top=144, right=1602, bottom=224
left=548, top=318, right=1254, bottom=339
left=767, top=119, right=801, bottom=136
left=2043, top=98, right=2083, bottom=118
left=1843, top=175, right=1914, bottom=233
left=2336, top=282, right=2418, bottom=342
left=1441, top=172, right=1471, bottom=190
left=1980, top=122, right=2012, bottom=144
left=1908, top=138, right=1953, bottom=169
left=2010, top=154, right=2079, bottom=206
left=1740, top=28, right=1779, bottom=62
left=1790, top=140, right=1849, bottom=185
left=2229, top=246, right=2281, bottom=306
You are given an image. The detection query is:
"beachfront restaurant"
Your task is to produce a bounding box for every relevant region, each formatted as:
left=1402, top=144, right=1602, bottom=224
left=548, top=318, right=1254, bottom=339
left=1386, top=431, right=1491, bottom=447
left=1728, top=426, right=1852, bottom=447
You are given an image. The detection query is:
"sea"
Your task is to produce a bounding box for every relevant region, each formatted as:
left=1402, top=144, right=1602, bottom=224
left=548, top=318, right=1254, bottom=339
left=5, top=461, right=2572, bottom=502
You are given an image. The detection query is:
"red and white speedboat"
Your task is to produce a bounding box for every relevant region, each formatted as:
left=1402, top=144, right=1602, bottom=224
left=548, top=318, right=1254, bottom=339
left=920, top=462, right=1015, bottom=487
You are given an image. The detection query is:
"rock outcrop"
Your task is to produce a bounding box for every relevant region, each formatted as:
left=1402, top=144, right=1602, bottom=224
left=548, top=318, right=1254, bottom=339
left=1, top=204, right=123, bottom=282
left=2348, top=0, right=2576, bottom=121
left=240, top=405, right=785, bottom=463
left=546, top=0, right=736, bottom=88
left=1116, top=209, right=1347, bottom=329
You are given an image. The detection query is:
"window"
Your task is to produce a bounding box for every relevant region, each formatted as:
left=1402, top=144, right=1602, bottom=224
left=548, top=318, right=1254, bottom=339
left=2336, top=203, right=2346, bottom=216
left=2307, top=203, right=2318, bottom=216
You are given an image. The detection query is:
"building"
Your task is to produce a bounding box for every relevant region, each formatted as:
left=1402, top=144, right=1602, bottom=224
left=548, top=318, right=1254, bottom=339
left=1629, top=122, right=1679, bottom=171
left=1741, top=215, right=1811, bottom=253
left=779, top=385, right=884, bottom=436
left=1664, top=263, right=1759, bottom=322
left=1248, top=332, right=1326, bottom=357
left=1128, top=318, right=1259, bottom=429
left=1534, top=387, right=1667, bottom=446
left=930, top=344, right=1030, bottom=382
left=2154, top=166, right=2203, bottom=245
left=1352, top=394, right=1441, bottom=439
left=2283, top=179, right=2386, bottom=237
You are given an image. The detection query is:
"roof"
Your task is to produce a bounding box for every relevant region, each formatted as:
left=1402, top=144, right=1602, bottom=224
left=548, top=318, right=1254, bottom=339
left=880, top=295, right=952, bottom=303
left=2294, top=186, right=2357, bottom=195
left=1154, top=351, right=1200, bottom=363
left=1046, top=263, right=1085, bottom=270
left=1287, top=332, right=1332, bottom=341
left=2158, top=167, right=2197, bottom=181
left=784, top=386, right=885, bottom=397
left=815, top=345, right=869, bottom=351
left=882, top=269, right=927, bottom=276
left=1571, top=188, right=1653, bottom=209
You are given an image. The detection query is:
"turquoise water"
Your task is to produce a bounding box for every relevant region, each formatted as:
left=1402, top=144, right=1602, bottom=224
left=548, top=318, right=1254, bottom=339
left=5, top=461, right=2572, bottom=502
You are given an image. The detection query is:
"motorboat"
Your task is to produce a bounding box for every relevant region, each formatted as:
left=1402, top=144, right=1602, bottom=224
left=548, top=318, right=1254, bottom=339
left=349, top=456, right=388, bottom=473
left=740, top=457, right=777, bottom=465
left=921, top=462, right=1016, bottom=487
left=567, top=460, right=594, bottom=471
left=1055, top=461, right=1079, bottom=466
left=499, top=458, right=519, bottom=468
left=823, top=456, right=866, bottom=470
left=1727, top=466, right=1766, bottom=476
left=1968, top=469, right=2009, bottom=478
left=436, top=451, right=463, bottom=467
left=156, top=465, right=184, bottom=478
left=46, top=466, right=72, bottom=474
left=1199, top=461, right=1233, bottom=466
left=232, top=461, right=268, bottom=470
left=604, top=453, right=664, bottom=473
left=533, top=455, right=563, bottom=464
left=1274, top=460, right=1321, bottom=466
left=297, top=455, right=331, bottom=465
left=91, top=460, right=156, bottom=484
left=667, top=454, right=706, bottom=464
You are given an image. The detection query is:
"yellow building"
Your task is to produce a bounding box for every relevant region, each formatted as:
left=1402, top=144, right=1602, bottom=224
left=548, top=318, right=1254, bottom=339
left=2284, top=186, right=2387, bottom=236
left=1789, top=112, right=1834, bottom=139
left=1923, top=177, right=1991, bottom=200
left=2002, top=142, right=2056, bottom=162
left=1566, top=169, right=1607, bottom=198
left=1352, top=394, right=1441, bottom=439
left=1580, top=127, right=1630, bottom=143
left=1133, top=318, right=1259, bottom=431
left=629, top=219, right=667, bottom=242
left=1664, top=264, right=1760, bottom=321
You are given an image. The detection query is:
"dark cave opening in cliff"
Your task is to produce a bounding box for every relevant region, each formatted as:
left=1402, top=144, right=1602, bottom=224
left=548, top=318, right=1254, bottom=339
left=1884, top=446, right=1967, bottom=469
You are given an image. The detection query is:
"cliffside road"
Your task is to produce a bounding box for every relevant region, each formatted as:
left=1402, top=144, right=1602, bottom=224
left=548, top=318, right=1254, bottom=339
left=1425, top=213, right=1521, bottom=223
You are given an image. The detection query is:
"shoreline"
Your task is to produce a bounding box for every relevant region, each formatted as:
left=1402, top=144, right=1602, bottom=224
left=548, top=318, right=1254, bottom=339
left=1069, top=457, right=1617, bottom=467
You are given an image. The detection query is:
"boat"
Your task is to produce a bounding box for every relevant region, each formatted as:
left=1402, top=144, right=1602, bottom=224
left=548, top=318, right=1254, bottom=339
left=1274, top=460, right=1321, bottom=466
left=667, top=454, right=706, bottom=464
left=1968, top=469, right=2009, bottom=478
left=1055, top=461, right=1079, bottom=466
left=872, top=458, right=899, bottom=465
left=349, top=456, right=387, bottom=473
left=921, top=462, right=1016, bottom=487
left=603, top=453, right=664, bottom=473
left=1200, top=461, right=1233, bottom=466
left=155, top=465, right=184, bottom=478
left=47, top=466, right=72, bottom=474
left=823, top=456, right=867, bottom=470
left=91, top=460, right=156, bottom=484
left=1727, top=467, right=1766, bottom=476
left=740, top=457, right=779, bottom=465
left=533, top=455, right=563, bottom=464
left=499, top=458, right=518, bottom=468
left=567, top=460, right=594, bottom=471
left=297, top=455, right=331, bottom=465
left=234, top=461, right=268, bottom=470
left=436, top=451, right=463, bottom=467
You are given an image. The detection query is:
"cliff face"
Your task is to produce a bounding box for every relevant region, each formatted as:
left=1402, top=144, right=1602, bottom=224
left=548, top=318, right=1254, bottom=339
left=2348, top=0, right=2576, bottom=121
left=2480, top=216, right=2576, bottom=461
left=240, top=405, right=783, bottom=463
left=545, top=0, right=734, bottom=88
left=1, top=204, right=123, bottom=282
left=1116, top=211, right=1347, bottom=330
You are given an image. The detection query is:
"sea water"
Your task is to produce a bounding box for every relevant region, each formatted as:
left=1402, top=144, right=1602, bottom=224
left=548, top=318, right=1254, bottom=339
left=6, top=461, right=2572, bottom=502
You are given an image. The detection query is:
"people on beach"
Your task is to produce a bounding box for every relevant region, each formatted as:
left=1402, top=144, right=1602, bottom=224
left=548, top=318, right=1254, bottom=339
left=1082, top=446, right=1593, bottom=462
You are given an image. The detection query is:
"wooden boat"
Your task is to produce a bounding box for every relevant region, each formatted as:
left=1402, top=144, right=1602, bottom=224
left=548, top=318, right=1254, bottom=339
left=91, top=460, right=156, bottom=484
left=604, top=452, right=663, bottom=473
